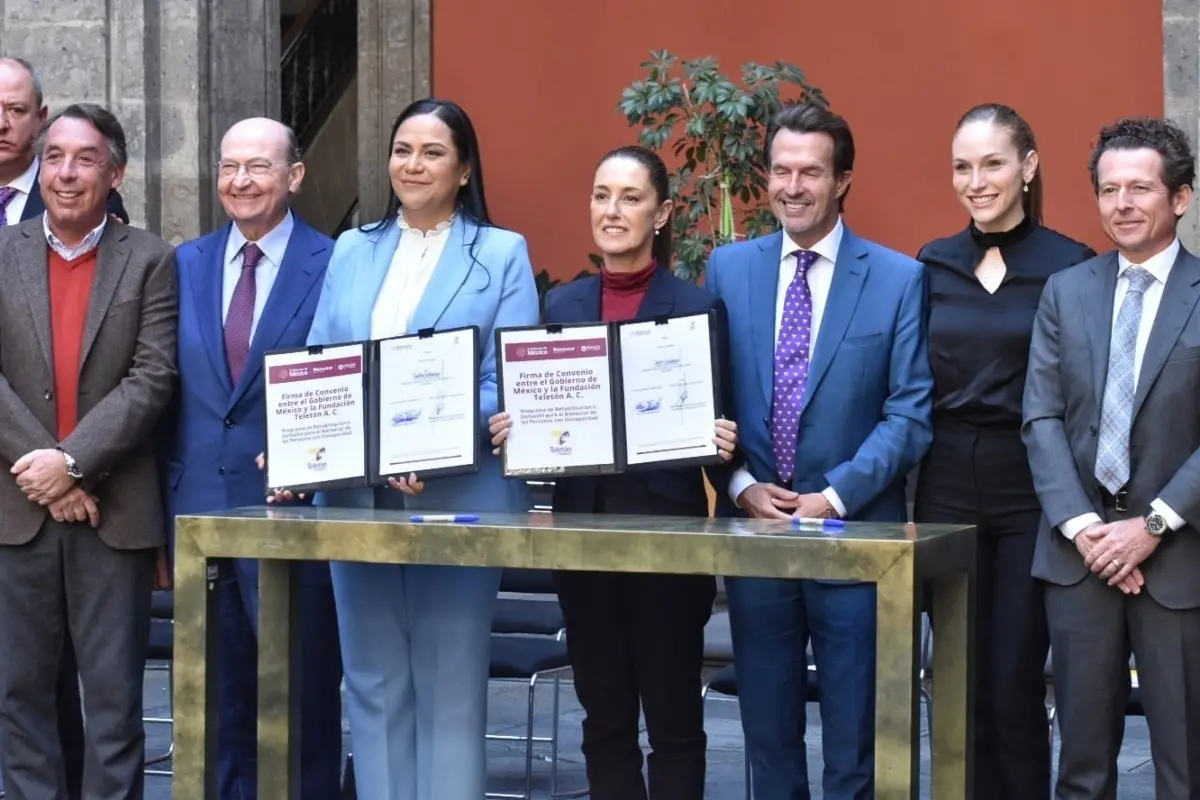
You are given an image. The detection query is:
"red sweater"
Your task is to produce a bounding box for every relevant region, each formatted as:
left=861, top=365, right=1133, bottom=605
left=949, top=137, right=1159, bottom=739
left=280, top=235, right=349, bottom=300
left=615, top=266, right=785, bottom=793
left=600, top=262, right=657, bottom=322
left=48, top=247, right=97, bottom=438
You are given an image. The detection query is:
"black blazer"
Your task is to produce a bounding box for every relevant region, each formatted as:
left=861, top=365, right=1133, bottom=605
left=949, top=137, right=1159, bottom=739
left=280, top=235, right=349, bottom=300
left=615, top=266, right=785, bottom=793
left=543, top=266, right=734, bottom=517
left=20, top=175, right=129, bottom=223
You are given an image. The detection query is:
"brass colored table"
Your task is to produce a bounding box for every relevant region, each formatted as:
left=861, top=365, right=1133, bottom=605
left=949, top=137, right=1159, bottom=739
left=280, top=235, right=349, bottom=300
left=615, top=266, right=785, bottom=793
left=172, top=508, right=975, bottom=799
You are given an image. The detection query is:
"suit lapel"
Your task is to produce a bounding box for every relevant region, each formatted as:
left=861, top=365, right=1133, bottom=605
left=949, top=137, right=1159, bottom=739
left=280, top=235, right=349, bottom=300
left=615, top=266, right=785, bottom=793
left=567, top=276, right=601, bottom=322
left=409, top=215, right=471, bottom=333
left=351, top=221, right=401, bottom=341
left=19, top=175, right=44, bottom=221
left=633, top=266, right=676, bottom=320
left=803, top=230, right=868, bottom=406
left=192, top=224, right=234, bottom=394
left=750, top=233, right=783, bottom=409
left=79, top=226, right=132, bottom=367
left=1132, top=248, right=1200, bottom=420
left=1085, top=254, right=1119, bottom=407
left=230, top=220, right=328, bottom=406
left=13, top=224, right=52, bottom=367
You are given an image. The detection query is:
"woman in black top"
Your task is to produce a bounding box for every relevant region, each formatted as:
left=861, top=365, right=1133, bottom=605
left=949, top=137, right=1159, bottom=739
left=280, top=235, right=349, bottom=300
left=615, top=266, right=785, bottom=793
left=915, top=104, right=1095, bottom=800
left=489, top=145, right=737, bottom=800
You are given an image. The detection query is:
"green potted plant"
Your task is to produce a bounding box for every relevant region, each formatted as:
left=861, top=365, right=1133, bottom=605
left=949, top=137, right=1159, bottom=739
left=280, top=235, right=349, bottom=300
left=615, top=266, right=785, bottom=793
left=618, top=50, right=829, bottom=282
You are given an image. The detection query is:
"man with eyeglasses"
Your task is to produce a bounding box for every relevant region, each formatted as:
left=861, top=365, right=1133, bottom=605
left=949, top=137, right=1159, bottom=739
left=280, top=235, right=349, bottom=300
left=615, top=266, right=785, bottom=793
left=161, top=117, right=343, bottom=799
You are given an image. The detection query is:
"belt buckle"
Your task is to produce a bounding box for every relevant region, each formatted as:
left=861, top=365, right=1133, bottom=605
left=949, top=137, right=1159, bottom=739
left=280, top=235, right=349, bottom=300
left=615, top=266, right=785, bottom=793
left=1113, top=490, right=1128, bottom=512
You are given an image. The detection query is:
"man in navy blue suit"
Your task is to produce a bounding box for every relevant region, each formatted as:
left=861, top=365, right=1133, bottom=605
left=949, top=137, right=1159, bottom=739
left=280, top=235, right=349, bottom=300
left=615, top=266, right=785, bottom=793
left=705, top=103, right=934, bottom=799
left=163, top=117, right=343, bottom=798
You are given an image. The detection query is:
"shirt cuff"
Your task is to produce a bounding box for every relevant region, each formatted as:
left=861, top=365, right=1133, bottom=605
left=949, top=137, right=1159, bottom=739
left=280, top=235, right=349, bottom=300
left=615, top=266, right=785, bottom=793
left=729, top=466, right=756, bottom=508
left=1150, top=498, right=1187, bottom=531
left=1060, top=512, right=1103, bottom=541
left=822, top=487, right=847, bottom=519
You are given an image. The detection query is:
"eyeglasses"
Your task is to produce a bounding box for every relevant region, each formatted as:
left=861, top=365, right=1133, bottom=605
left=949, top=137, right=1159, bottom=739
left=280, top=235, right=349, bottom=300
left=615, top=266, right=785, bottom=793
left=216, top=160, right=289, bottom=179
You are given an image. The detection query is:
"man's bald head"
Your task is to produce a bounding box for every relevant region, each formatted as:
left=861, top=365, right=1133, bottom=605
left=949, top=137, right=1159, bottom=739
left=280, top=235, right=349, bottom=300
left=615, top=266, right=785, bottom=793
left=220, top=117, right=299, bottom=165
left=0, top=58, right=43, bottom=108
left=217, top=117, right=304, bottom=241
left=0, top=57, right=47, bottom=181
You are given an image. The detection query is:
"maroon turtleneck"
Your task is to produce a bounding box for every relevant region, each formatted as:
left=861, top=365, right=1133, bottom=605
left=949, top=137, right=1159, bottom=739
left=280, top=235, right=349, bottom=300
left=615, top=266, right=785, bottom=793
left=600, top=261, right=657, bottom=322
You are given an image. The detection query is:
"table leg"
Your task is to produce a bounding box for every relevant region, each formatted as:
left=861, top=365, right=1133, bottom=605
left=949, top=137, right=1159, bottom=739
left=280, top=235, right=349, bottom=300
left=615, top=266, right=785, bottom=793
left=257, top=559, right=302, bottom=799
left=930, top=567, right=974, bottom=800
left=875, top=554, right=921, bottom=799
left=171, top=531, right=221, bottom=799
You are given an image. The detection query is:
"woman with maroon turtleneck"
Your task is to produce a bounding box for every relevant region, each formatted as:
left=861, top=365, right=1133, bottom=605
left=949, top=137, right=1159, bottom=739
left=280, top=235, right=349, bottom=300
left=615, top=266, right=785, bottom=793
left=489, top=145, right=738, bottom=799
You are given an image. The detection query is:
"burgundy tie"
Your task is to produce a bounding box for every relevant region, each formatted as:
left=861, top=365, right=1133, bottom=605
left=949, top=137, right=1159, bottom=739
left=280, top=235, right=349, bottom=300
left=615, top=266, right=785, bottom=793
left=0, top=187, right=18, bottom=227
left=224, top=243, right=263, bottom=383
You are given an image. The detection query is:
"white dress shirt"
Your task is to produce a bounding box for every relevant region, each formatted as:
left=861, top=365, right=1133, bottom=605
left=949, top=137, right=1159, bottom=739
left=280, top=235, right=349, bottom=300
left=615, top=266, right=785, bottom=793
left=223, top=211, right=293, bottom=342
left=1060, top=236, right=1186, bottom=540
left=2, top=157, right=38, bottom=225
left=370, top=213, right=453, bottom=339
left=729, top=217, right=848, bottom=516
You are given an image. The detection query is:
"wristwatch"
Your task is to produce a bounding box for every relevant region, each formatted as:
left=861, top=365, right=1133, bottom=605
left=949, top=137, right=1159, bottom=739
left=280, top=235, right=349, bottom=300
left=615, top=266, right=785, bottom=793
left=59, top=449, right=83, bottom=481
left=1144, top=510, right=1168, bottom=536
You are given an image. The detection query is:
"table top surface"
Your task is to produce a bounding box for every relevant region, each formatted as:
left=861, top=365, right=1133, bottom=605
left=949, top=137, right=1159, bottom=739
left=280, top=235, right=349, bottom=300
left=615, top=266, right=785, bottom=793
left=179, top=505, right=971, bottom=543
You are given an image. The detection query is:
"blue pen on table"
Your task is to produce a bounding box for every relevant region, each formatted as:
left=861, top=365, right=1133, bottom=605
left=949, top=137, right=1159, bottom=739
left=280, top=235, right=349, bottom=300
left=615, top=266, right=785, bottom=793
left=410, top=514, right=481, bottom=523
left=792, top=517, right=845, bottom=529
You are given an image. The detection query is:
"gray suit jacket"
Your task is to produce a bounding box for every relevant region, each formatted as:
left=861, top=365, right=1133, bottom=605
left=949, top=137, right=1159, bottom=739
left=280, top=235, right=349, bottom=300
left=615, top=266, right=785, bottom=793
left=0, top=218, right=178, bottom=549
left=1022, top=245, right=1200, bottom=610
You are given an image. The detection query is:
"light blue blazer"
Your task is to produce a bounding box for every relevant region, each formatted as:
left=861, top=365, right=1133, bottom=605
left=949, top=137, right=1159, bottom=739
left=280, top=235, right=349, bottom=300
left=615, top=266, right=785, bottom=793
left=308, top=215, right=538, bottom=513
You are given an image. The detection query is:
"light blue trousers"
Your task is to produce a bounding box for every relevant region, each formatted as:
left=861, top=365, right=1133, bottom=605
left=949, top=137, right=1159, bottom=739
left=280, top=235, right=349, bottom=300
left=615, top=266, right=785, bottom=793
left=331, top=561, right=500, bottom=800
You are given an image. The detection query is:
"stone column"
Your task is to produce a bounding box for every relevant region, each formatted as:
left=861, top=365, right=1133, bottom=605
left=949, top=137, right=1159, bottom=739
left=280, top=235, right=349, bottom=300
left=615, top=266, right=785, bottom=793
left=0, top=0, right=279, bottom=244
left=1164, top=0, right=1200, bottom=251
left=356, top=0, right=431, bottom=221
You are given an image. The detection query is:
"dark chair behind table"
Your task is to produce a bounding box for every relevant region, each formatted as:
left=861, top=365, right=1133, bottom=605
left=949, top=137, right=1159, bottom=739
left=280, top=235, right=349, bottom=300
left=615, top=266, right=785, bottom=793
left=145, top=590, right=175, bottom=776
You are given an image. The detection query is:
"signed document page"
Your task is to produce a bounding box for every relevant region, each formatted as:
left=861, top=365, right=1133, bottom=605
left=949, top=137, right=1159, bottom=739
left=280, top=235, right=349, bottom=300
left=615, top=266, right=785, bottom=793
left=498, top=324, right=616, bottom=476
left=375, top=328, right=479, bottom=479
left=263, top=342, right=369, bottom=491
left=618, top=313, right=719, bottom=467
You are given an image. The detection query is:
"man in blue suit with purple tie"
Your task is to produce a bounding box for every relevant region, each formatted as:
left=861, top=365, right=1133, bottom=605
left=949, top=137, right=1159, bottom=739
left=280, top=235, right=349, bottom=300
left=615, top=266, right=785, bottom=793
left=163, top=117, right=343, bottom=798
left=705, top=103, right=934, bottom=800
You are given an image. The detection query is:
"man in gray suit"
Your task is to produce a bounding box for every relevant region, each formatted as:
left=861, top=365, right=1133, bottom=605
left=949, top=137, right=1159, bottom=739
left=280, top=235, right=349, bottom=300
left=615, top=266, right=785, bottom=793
left=0, top=104, right=176, bottom=799
left=1024, top=116, right=1200, bottom=800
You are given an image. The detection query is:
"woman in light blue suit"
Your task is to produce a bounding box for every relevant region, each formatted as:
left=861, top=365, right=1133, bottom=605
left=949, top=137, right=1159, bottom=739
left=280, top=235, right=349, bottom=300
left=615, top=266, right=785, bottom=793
left=305, top=99, right=539, bottom=799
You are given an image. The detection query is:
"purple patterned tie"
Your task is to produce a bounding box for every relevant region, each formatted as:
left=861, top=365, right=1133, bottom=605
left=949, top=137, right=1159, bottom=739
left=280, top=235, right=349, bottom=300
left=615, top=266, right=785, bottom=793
left=771, top=249, right=819, bottom=483
left=0, top=187, right=18, bottom=226
left=224, top=243, right=263, bottom=383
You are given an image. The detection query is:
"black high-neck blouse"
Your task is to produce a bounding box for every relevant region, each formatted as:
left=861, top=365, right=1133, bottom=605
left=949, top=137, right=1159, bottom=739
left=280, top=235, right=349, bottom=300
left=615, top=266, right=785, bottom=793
left=918, top=218, right=1096, bottom=430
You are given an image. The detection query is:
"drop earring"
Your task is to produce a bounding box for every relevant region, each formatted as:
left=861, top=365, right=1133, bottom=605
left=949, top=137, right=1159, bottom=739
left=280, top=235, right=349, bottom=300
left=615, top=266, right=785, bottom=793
left=1023, top=182, right=1029, bottom=193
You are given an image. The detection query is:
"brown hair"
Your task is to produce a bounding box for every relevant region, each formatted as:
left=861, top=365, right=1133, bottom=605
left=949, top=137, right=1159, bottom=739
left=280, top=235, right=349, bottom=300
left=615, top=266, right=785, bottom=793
left=956, top=103, right=1043, bottom=224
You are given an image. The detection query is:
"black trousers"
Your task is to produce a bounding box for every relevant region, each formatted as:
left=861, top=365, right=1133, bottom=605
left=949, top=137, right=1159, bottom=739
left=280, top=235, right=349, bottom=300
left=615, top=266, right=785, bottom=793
left=554, top=570, right=716, bottom=800
left=914, top=423, right=1051, bottom=800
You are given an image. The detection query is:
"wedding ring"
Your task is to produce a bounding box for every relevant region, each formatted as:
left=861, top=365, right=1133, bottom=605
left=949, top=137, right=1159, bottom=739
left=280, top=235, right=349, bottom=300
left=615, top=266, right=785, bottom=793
left=1111, top=559, right=1122, bottom=569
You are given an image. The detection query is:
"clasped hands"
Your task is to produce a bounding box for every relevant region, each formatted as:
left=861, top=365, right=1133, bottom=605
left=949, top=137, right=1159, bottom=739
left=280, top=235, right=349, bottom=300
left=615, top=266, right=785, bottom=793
left=1077, top=517, right=1161, bottom=595
left=10, top=448, right=98, bottom=527
left=486, top=412, right=739, bottom=459
left=737, top=482, right=837, bottom=521
left=256, top=453, right=424, bottom=502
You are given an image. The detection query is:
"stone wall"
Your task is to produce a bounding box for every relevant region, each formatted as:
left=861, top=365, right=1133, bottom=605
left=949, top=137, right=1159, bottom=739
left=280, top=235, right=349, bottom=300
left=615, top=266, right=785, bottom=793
left=0, top=0, right=279, bottom=245
left=1164, top=0, right=1200, bottom=252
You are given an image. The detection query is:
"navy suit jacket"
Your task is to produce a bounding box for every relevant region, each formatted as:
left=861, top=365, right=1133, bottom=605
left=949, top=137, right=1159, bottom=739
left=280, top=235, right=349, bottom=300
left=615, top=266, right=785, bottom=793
left=21, top=175, right=129, bottom=223
left=164, top=215, right=331, bottom=578
left=705, top=227, right=934, bottom=522
left=543, top=266, right=733, bottom=516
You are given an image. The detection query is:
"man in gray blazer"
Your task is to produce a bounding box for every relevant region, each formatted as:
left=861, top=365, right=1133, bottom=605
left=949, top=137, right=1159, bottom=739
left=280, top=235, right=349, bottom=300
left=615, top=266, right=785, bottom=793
left=0, top=104, right=176, bottom=799
left=1023, top=116, right=1200, bottom=800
